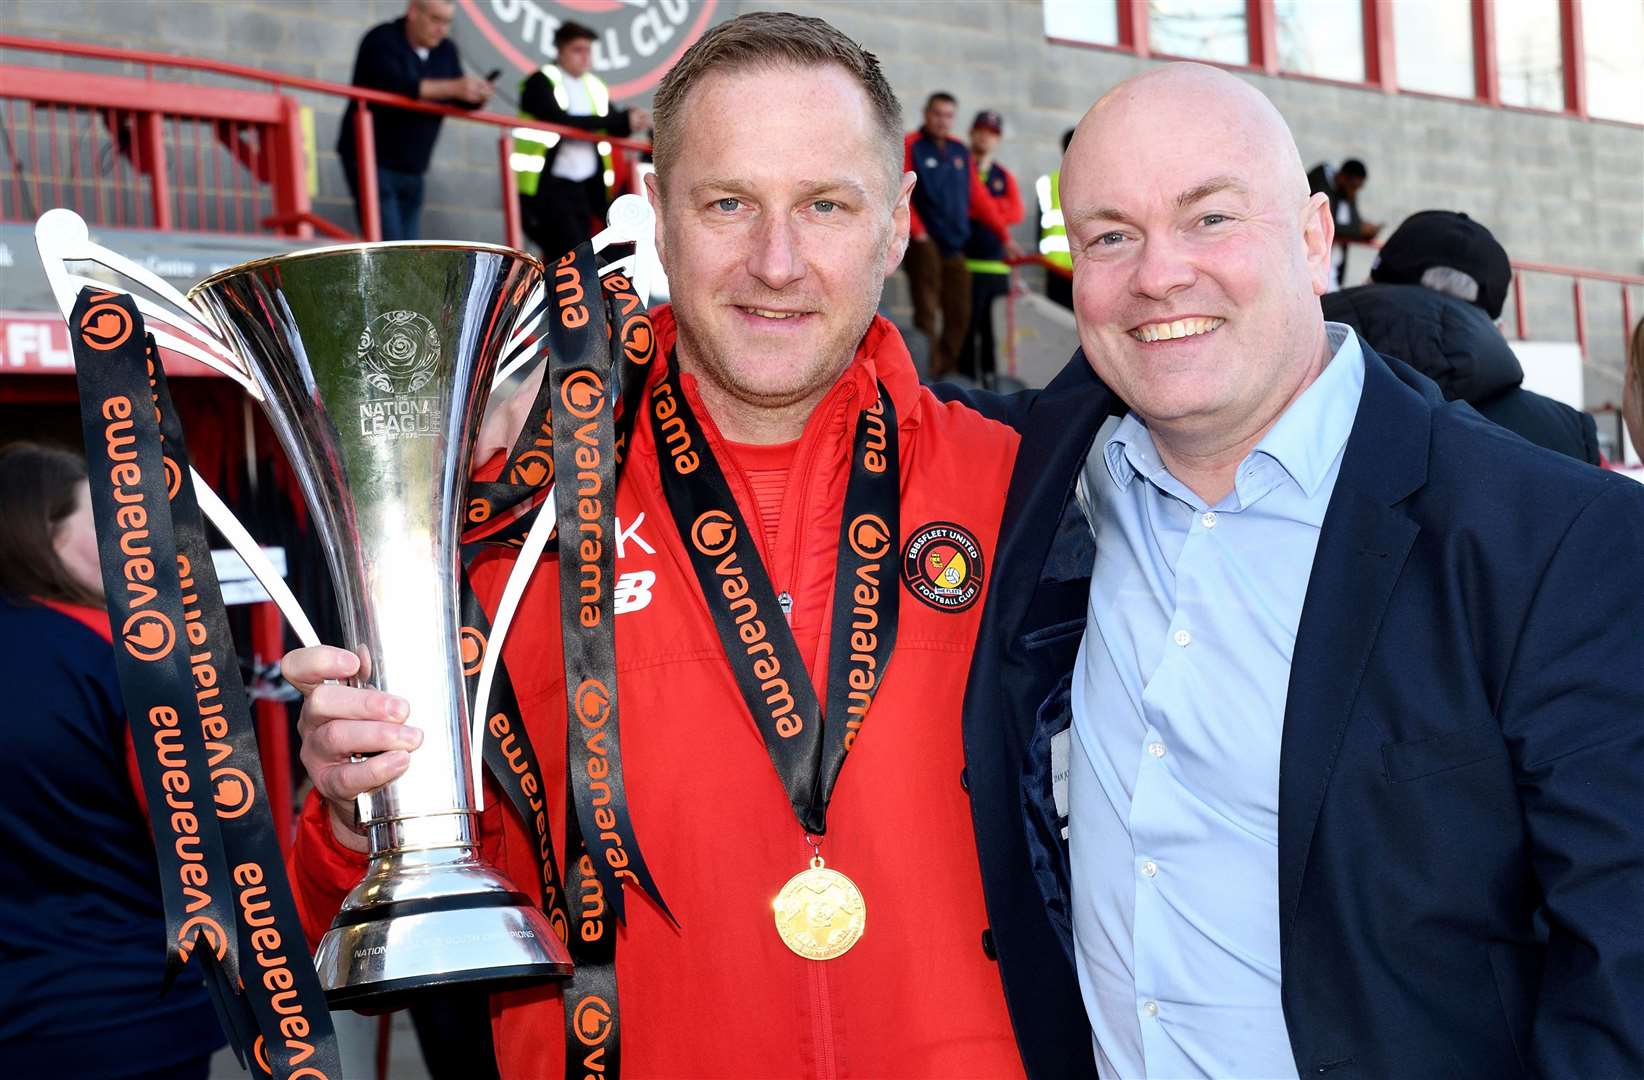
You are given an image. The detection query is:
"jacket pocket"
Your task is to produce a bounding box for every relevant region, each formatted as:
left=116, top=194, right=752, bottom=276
left=1381, top=720, right=1505, bottom=783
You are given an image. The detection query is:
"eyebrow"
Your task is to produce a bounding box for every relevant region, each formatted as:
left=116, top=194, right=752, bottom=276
left=1065, top=176, right=1251, bottom=232
left=687, top=177, right=871, bottom=202
left=1176, top=176, right=1248, bottom=207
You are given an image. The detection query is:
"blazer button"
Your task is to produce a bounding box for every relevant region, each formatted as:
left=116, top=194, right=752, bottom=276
left=981, top=928, right=997, bottom=960
left=960, top=768, right=970, bottom=792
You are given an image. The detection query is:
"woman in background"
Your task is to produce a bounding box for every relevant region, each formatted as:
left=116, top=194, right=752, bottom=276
left=0, top=442, right=226, bottom=1080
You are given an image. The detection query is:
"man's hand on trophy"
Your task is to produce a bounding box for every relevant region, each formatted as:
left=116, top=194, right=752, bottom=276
left=475, top=361, right=546, bottom=466
left=283, top=645, right=422, bottom=853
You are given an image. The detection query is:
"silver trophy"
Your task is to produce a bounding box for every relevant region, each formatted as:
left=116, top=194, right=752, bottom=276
left=35, top=202, right=657, bottom=1009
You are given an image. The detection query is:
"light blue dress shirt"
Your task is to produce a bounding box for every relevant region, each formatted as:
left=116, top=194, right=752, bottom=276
left=1069, top=325, right=1365, bottom=1079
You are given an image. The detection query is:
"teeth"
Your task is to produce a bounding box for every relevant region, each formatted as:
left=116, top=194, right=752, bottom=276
left=1131, top=317, right=1223, bottom=342
left=746, top=307, right=800, bottom=320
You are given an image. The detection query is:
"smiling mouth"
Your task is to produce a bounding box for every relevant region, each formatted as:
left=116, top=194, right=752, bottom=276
left=1129, top=317, right=1224, bottom=343
left=738, top=306, right=810, bottom=321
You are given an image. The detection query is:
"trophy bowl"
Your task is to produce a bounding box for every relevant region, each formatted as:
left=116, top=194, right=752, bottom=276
left=189, top=240, right=573, bottom=1009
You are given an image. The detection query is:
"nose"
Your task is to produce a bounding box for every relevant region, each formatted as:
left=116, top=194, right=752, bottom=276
left=1129, top=232, right=1195, bottom=301
left=746, top=212, right=805, bottom=292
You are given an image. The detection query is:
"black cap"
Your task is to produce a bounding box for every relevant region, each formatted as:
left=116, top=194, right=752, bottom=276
left=971, top=110, right=1004, bottom=134
left=1371, top=211, right=1511, bottom=320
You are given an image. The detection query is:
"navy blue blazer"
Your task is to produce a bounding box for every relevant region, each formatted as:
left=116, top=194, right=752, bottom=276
left=945, top=342, right=1644, bottom=1079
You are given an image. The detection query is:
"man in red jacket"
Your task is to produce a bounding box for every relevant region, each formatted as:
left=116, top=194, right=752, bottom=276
left=282, top=12, right=1030, bottom=1079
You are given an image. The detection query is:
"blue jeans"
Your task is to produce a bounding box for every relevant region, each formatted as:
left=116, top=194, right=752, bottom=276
left=344, top=158, right=425, bottom=241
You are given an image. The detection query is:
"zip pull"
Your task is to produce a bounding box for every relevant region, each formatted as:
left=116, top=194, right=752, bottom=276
left=778, top=591, right=794, bottom=621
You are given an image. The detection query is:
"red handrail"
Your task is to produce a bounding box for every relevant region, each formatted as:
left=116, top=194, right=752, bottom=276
left=0, top=33, right=652, bottom=245
left=0, top=34, right=651, bottom=152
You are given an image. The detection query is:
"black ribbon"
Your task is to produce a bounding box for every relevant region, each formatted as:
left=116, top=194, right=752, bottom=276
left=68, top=290, right=342, bottom=1080
left=455, top=248, right=659, bottom=1080
left=648, top=354, right=900, bottom=836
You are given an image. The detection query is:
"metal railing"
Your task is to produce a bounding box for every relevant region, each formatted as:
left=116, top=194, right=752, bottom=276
left=0, top=33, right=652, bottom=247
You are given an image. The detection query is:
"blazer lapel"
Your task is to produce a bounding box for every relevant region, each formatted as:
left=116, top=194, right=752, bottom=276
left=1277, top=345, right=1431, bottom=949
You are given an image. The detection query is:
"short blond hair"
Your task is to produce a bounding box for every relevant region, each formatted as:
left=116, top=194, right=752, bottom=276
left=650, top=12, right=903, bottom=193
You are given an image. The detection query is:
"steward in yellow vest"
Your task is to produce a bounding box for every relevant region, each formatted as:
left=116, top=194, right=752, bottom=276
left=510, top=20, right=648, bottom=260
left=1036, top=128, right=1075, bottom=310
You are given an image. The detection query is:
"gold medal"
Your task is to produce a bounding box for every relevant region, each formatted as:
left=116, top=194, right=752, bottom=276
left=772, top=856, right=866, bottom=961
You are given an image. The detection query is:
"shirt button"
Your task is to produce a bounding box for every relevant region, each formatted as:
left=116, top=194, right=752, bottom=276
left=1148, top=741, right=1166, bottom=759
left=1201, top=511, right=1217, bottom=529
left=1140, top=859, right=1158, bottom=878
left=1142, top=1000, right=1160, bottom=1018
left=1173, top=629, right=1192, bottom=647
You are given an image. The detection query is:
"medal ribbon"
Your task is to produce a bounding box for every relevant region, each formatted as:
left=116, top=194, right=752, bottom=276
left=648, top=353, right=900, bottom=836
left=67, top=290, right=342, bottom=1080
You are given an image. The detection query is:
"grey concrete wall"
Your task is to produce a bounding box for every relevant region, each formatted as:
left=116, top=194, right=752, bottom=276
left=6, top=0, right=1639, bottom=404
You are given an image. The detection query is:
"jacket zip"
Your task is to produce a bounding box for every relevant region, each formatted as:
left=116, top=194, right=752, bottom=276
left=809, top=958, right=840, bottom=1080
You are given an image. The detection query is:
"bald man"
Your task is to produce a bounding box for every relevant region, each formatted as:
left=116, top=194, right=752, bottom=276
left=951, top=64, right=1644, bottom=1079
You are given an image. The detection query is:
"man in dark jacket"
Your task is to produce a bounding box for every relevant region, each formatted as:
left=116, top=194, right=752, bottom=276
left=905, top=92, right=973, bottom=378
left=1324, top=210, right=1600, bottom=464
left=338, top=0, right=492, bottom=240
left=950, top=64, right=1644, bottom=1079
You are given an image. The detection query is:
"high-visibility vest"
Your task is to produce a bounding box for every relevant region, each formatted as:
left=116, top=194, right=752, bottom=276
left=1036, top=170, right=1071, bottom=272
left=511, top=66, right=615, bottom=198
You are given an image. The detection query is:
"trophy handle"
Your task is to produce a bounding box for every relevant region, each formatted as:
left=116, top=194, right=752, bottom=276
left=492, top=193, right=656, bottom=389
left=468, top=193, right=656, bottom=807
left=34, top=210, right=262, bottom=399
left=35, top=209, right=319, bottom=650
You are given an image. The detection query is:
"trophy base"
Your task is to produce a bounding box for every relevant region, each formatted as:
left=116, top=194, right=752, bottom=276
left=314, top=847, right=573, bottom=1012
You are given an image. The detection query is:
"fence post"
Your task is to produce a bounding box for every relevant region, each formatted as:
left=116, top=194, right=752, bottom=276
left=353, top=103, right=381, bottom=242
left=1513, top=272, right=1528, bottom=340
left=499, top=131, right=523, bottom=251
left=138, top=111, right=172, bottom=230
left=1623, top=284, right=1634, bottom=346
left=272, top=96, right=313, bottom=239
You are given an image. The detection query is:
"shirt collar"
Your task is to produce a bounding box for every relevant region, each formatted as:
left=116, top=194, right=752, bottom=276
left=1102, top=323, right=1365, bottom=501
left=1249, top=322, right=1363, bottom=498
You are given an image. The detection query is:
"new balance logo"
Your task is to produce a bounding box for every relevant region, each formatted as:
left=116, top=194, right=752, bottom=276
left=613, top=570, right=655, bottom=615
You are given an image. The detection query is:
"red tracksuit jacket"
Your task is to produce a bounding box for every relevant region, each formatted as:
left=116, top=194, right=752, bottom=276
left=290, top=309, right=1026, bottom=1079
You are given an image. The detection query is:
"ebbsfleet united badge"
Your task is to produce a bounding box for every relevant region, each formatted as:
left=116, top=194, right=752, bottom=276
left=902, top=521, right=984, bottom=612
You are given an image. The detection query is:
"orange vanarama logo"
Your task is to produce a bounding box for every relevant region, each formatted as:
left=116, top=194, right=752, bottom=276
left=468, top=497, right=493, bottom=524
left=162, top=455, right=183, bottom=499
left=690, top=510, right=736, bottom=556
left=575, top=678, right=611, bottom=727
left=210, top=765, right=255, bottom=818
left=573, top=995, right=614, bottom=1047
left=459, top=626, right=487, bottom=676
left=847, top=514, right=891, bottom=561
left=123, top=609, right=177, bottom=661
left=620, top=317, right=653, bottom=366
left=176, top=914, right=228, bottom=961
left=80, top=299, right=133, bottom=351
left=902, top=521, right=984, bottom=613
left=561, top=370, right=604, bottom=420
left=509, top=449, right=553, bottom=488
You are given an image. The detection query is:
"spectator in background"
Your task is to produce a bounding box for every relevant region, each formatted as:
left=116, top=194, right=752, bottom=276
left=338, top=0, right=492, bottom=240
left=0, top=443, right=227, bottom=1080
left=1627, top=317, right=1644, bottom=462
left=905, top=91, right=972, bottom=378
left=1307, top=157, right=1380, bottom=288
left=960, top=110, right=1024, bottom=384
left=1323, top=210, right=1600, bottom=464
left=1036, top=127, right=1075, bottom=310
left=513, top=20, right=651, bottom=262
